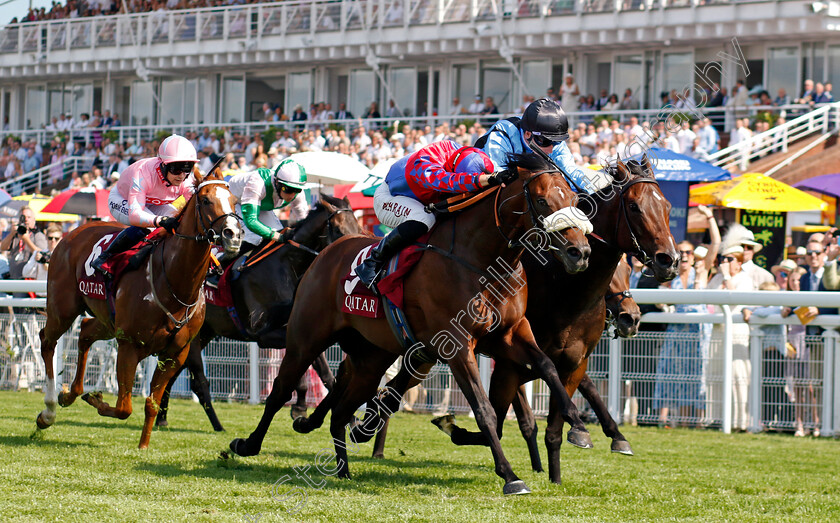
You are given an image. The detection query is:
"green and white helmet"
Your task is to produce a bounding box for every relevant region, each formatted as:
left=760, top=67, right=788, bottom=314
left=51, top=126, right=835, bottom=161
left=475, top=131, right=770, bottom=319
left=273, top=158, right=307, bottom=192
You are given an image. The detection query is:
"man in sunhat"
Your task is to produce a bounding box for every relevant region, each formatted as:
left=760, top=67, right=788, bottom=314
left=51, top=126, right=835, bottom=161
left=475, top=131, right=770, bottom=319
left=722, top=223, right=773, bottom=288
left=771, top=258, right=806, bottom=292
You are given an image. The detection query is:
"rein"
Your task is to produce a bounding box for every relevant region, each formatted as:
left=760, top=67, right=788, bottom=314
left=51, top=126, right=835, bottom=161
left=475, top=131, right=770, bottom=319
left=416, top=168, right=560, bottom=281
left=148, top=178, right=235, bottom=329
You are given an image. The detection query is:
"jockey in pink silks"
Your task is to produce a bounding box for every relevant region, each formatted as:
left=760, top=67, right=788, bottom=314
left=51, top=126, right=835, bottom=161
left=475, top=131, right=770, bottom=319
left=91, top=134, right=198, bottom=275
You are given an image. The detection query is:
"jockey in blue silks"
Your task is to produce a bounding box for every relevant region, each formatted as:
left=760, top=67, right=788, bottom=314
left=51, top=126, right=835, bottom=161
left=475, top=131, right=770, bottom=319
left=355, top=140, right=511, bottom=290
left=477, top=98, right=612, bottom=195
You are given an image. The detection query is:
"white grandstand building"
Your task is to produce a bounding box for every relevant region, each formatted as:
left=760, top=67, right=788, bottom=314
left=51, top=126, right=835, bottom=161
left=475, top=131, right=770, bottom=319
left=0, top=0, right=837, bottom=131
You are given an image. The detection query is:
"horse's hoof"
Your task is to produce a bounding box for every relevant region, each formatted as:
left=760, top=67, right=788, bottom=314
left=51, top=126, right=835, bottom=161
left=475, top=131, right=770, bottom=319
left=213, top=426, right=226, bottom=432
left=155, top=419, right=169, bottom=428
left=81, top=391, right=102, bottom=407
left=229, top=438, right=259, bottom=457
left=292, top=417, right=311, bottom=434
left=567, top=428, right=593, bottom=449
left=337, top=469, right=352, bottom=480
left=431, top=415, right=456, bottom=436
left=372, top=451, right=385, bottom=459
left=503, top=480, right=531, bottom=495
left=290, top=406, right=307, bottom=420
left=35, top=412, right=53, bottom=429
left=611, top=440, right=634, bottom=456
left=532, top=465, right=544, bottom=473
left=57, top=391, right=73, bottom=408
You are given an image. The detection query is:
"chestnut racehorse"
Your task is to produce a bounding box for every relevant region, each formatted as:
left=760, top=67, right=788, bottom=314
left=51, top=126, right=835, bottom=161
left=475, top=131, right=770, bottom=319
left=35, top=159, right=241, bottom=449
left=230, top=152, right=594, bottom=495
left=346, top=157, right=677, bottom=483
left=154, top=195, right=363, bottom=431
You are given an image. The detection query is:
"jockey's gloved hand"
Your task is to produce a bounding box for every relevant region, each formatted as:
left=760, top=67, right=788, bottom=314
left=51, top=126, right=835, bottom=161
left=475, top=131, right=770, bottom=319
left=157, top=216, right=179, bottom=232
left=487, top=169, right=517, bottom=186
left=272, top=230, right=288, bottom=243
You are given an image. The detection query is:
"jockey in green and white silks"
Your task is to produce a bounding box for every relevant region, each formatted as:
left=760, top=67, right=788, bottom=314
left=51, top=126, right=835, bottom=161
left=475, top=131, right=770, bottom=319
left=227, top=158, right=309, bottom=249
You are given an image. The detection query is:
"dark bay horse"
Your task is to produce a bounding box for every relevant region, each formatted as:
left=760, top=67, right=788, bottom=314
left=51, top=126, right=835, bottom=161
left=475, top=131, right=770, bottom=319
left=367, top=257, right=641, bottom=461
left=229, top=153, right=594, bottom=495
left=36, top=159, right=241, bottom=449
left=347, top=157, right=677, bottom=484
left=154, top=195, right=363, bottom=430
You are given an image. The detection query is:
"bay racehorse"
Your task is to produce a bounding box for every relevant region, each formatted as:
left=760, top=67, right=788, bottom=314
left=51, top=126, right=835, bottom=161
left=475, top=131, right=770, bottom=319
left=154, top=195, right=363, bottom=430
left=229, top=152, right=594, bottom=495
left=36, top=159, right=241, bottom=449
left=346, top=157, right=677, bottom=484
left=367, top=256, right=641, bottom=460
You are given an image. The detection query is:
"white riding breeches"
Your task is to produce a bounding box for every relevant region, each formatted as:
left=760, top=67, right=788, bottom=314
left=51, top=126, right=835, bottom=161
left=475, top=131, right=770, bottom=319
left=373, top=183, right=436, bottom=229
left=235, top=203, right=282, bottom=246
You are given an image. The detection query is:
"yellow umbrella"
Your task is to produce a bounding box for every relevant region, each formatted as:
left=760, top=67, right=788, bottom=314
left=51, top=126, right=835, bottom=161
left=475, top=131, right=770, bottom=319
left=13, top=195, right=80, bottom=222
left=689, top=172, right=828, bottom=212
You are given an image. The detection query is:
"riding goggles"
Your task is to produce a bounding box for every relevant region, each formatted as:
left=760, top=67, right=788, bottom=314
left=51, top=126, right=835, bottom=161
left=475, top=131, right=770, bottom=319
left=530, top=133, right=558, bottom=148
left=167, top=161, right=196, bottom=175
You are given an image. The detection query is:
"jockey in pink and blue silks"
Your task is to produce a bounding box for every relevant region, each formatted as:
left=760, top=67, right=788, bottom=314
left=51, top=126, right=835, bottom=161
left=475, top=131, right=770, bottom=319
left=91, top=134, right=198, bottom=275
left=355, top=140, right=512, bottom=290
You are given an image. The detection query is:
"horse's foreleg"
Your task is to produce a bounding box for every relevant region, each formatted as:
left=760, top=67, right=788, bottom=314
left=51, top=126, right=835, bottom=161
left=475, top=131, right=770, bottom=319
left=348, top=360, right=430, bottom=445
left=154, top=365, right=182, bottom=428
left=230, top=341, right=319, bottom=457
left=291, top=372, right=309, bottom=421
left=371, top=418, right=389, bottom=459
left=181, top=339, right=224, bottom=431
left=312, top=351, right=336, bottom=390
left=577, top=373, right=633, bottom=455
left=83, top=343, right=139, bottom=421
left=512, top=385, right=543, bottom=473
left=59, top=318, right=110, bottom=408
left=508, top=320, right=591, bottom=449
left=448, top=347, right=529, bottom=495
left=327, top=350, right=395, bottom=480
left=544, top=398, right=565, bottom=485
left=36, top=329, right=58, bottom=429
left=140, top=347, right=190, bottom=449
left=294, top=358, right=352, bottom=434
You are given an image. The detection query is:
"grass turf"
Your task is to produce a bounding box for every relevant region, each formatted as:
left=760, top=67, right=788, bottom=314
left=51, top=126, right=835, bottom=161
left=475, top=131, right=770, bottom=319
left=1, top=391, right=838, bottom=522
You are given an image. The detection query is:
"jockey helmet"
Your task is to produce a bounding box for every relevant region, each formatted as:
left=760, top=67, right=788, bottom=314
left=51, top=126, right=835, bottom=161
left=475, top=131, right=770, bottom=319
left=272, top=158, right=307, bottom=193
left=521, top=98, right=569, bottom=143
left=158, top=134, right=197, bottom=185
left=447, top=146, right=494, bottom=174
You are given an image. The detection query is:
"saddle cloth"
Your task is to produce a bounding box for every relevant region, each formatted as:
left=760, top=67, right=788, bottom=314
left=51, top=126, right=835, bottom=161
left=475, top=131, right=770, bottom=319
left=341, top=231, right=431, bottom=317
left=77, top=229, right=163, bottom=300
left=203, top=263, right=236, bottom=308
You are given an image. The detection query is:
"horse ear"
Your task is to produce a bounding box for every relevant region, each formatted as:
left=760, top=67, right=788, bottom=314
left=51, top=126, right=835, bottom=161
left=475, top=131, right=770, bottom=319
left=641, top=153, right=653, bottom=173
left=613, top=159, right=628, bottom=182
left=343, top=196, right=351, bottom=207
left=319, top=198, right=337, bottom=212
left=192, top=164, right=204, bottom=184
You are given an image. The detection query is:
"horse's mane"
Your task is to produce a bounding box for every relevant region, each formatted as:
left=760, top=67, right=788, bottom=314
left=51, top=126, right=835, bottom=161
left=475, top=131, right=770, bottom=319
left=505, top=152, right=555, bottom=173
left=289, top=194, right=351, bottom=228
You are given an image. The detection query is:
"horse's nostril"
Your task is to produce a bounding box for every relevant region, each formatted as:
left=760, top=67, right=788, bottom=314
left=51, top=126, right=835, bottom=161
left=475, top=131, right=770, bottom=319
left=580, top=246, right=591, bottom=261
left=655, top=252, right=674, bottom=268
left=567, top=247, right=582, bottom=261
left=223, top=229, right=234, bottom=238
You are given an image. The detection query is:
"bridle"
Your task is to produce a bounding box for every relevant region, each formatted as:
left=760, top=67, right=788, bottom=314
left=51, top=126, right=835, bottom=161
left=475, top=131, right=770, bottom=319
left=604, top=289, right=634, bottom=338
left=494, top=168, right=568, bottom=248
left=171, top=179, right=242, bottom=244
left=589, top=163, right=660, bottom=270
left=322, top=208, right=357, bottom=244
left=151, top=178, right=241, bottom=329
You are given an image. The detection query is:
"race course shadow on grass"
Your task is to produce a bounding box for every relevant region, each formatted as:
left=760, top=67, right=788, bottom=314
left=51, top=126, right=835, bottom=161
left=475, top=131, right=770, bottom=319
left=2, top=391, right=839, bottom=522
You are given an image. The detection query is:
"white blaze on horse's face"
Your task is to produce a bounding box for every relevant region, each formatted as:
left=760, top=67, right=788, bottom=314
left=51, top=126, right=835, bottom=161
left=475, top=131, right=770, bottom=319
left=214, top=186, right=242, bottom=240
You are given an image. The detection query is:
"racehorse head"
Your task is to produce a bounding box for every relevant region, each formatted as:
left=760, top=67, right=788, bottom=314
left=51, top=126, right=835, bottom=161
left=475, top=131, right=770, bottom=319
left=181, top=158, right=242, bottom=255
left=290, top=194, right=363, bottom=251
left=504, top=152, right=591, bottom=273
left=586, top=156, right=677, bottom=282
left=605, top=258, right=641, bottom=338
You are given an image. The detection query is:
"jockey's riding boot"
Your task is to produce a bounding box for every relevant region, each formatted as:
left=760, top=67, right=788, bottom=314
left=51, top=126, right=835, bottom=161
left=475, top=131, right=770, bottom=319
left=355, top=221, right=428, bottom=291
left=91, top=226, right=148, bottom=277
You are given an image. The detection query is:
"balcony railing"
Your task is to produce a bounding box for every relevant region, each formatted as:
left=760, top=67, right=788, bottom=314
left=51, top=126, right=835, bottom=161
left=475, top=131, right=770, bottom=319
left=0, top=0, right=778, bottom=56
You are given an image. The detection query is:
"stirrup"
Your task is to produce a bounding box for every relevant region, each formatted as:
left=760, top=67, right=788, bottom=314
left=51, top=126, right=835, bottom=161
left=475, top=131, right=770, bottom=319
left=91, top=257, right=111, bottom=278
left=355, top=261, right=383, bottom=291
